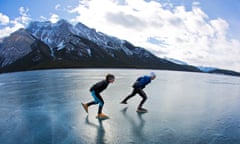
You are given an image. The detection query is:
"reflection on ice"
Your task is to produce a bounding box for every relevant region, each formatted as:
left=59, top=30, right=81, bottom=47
left=121, top=107, right=146, bottom=143
left=85, top=116, right=106, bottom=144
left=0, top=69, right=240, bottom=144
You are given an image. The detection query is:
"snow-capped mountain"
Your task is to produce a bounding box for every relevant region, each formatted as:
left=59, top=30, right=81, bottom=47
left=26, top=19, right=152, bottom=59
left=0, top=19, right=239, bottom=76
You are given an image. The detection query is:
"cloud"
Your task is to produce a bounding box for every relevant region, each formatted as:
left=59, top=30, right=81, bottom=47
left=40, top=16, right=47, bottom=21
left=105, top=11, right=146, bottom=30
left=69, top=0, right=240, bottom=71
left=0, top=13, right=10, bottom=25
left=55, top=4, right=61, bottom=10
left=49, top=14, right=59, bottom=23
left=18, top=7, right=31, bottom=24
left=0, top=7, right=31, bottom=39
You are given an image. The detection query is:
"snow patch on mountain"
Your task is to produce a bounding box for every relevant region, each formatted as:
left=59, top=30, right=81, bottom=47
left=87, top=49, right=92, bottom=56
left=164, top=57, right=217, bottom=72
left=164, top=57, right=188, bottom=65
left=57, top=40, right=65, bottom=50
left=197, top=66, right=216, bottom=72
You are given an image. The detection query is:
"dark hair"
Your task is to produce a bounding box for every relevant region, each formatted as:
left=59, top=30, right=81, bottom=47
left=106, top=74, right=115, bottom=81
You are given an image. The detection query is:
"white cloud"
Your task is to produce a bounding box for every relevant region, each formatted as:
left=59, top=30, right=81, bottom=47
left=49, top=14, right=59, bottom=23
left=0, top=13, right=10, bottom=25
left=0, top=7, right=31, bottom=38
left=18, top=7, right=31, bottom=24
left=55, top=4, right=61, bottom=10
left=69, top=0, right=240, bottom=72
left=0, top=22, right=24, bottom=39
left=40, top=16, right=47, bottom=21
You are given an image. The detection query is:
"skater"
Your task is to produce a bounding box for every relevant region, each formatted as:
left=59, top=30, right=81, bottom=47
left=121, top=72, right=156, bottom=112
left=82, top=74, right=115, bottom=119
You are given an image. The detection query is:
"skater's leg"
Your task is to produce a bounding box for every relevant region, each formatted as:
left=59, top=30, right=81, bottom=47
left=96, top=95, right=104, bottom=114
left=95, top=94, right=109, bottom=119
left=91, top=91, right=101, bottom=104
left=87, top=101, right=96, bottom=106
left=85, top=91, right=101, bottom=107
left=121, top=88, right=138, bottom=103
left=82, top=101, right=97, bottom=113
left=98, top=105, right=103, bottom=114
left=137, top=89, right=148, bottom=109
left=82, top=91, right=101, bottom=113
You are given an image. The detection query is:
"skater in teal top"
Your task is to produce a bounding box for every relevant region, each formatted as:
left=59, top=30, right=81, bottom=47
left=82, top=74, right=115, bottom=119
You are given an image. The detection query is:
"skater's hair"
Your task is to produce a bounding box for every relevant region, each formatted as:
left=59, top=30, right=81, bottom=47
left=106, top=74, right=115, bottom=81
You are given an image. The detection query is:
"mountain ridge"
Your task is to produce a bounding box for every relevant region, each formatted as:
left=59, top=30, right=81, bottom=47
left=0, top=19, right=239, bottom=77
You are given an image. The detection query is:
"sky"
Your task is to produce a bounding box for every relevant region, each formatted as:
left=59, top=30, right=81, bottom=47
left=0, top=0, right=240, bottom=72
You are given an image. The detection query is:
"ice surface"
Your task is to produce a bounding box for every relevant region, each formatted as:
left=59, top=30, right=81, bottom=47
left=0, top=69, right=240, bottom=144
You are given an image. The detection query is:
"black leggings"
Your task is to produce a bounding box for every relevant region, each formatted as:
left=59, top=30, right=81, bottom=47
left=123, top=88, right=148, bottom=109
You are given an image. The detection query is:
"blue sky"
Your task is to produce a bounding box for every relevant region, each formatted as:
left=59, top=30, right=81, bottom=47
left=0, top=0, right=240, bottom=72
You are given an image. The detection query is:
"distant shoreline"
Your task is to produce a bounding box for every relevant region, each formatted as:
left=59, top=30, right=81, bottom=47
left=1, top=67, right=240, bottom=78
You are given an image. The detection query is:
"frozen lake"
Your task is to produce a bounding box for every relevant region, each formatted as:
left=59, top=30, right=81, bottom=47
left=0, top=69, right=240, bottom=144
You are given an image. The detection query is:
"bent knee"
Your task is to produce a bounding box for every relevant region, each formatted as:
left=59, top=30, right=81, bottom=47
left=143, top=96, right=148, bottom=100
left=99, top=101, right=104, bottom=107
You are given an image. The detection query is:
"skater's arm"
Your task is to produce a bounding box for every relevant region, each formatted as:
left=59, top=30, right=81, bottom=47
left=90, top=80, right=109, bottom=93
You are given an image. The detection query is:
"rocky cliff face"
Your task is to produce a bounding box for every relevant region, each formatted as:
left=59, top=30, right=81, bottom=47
left=0, top=29, right=35, bottom=67
left=0, top=28, right=52, bottom=72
